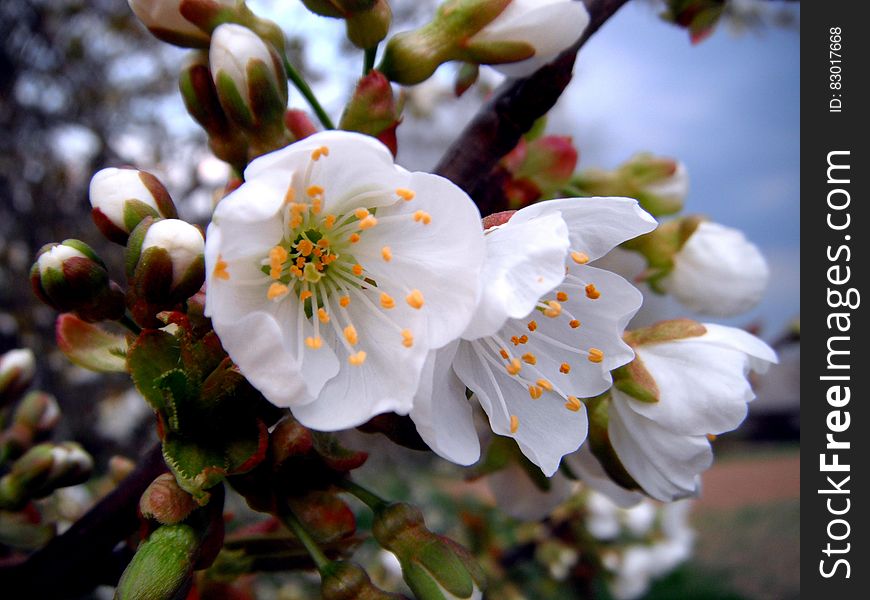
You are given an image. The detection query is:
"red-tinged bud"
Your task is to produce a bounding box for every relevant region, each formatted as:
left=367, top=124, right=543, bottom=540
left=372, top=503, right=485, bottom=600
left=454, top=63, right=480, bottom=98
left=140, top=473, right=199, bottom=525
left=179, top=51, right=249, bottom=169
left=270, top=416, right=315, bottom=467
left=0, top=349, right=36, bottom=408
left=31, top=240, right=126, bottom=323
left=321, top=561, right=409, bottom=600
left=210, top=24, right=290, bottom=155
left=501, top=135, right=577, bottom=206
left=284, top=109, right=319, bottom=140
left=90, top=167, right=178, bottom=244
left=339, top=71, right=401, bottom=156
left=481, top=210, right=515, bottom=230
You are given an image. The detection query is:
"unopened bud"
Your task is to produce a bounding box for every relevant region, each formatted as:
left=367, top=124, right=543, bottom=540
left=129, top=0, right=216, bottom=47
left=140, top=473, right=199, bottom=524
left=30, top=240, right=125, bottom=322
left=345, top=0, right=392, bottom=49
left=284, top=109, right=319, bottom=140
left=321, top=561, right=408, bottom=600
left=373, top=503, right=485, bottom=600
left=0, top=442, right=93, bottom=511
left=270, top=416, right=315, bottom=467
left=0, top=391, right=61, bottom=461
left=90, top=168, right=178, bottom=244
left=116, top=523, right=200, bottom=600
left=0, top=349, right=36, bottom=407
left=300, top=0, right=376, bottom=18
left=210, top=24, right=288, bottom=148
left=180, top=51, right=250, bottom=168
left=339, top=71, right=401, bottom=156
left=501, top=135, right=578, bottom=206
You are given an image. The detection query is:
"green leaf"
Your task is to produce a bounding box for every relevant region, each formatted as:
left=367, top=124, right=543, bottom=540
left=163, top=434, right=229, bottom=503
left=128, top=330, right=181, bottom=413
left=56, top=314, right=128, bottom=372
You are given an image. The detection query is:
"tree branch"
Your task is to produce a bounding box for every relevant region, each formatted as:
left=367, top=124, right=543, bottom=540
left=434, top=0, right=631, bottom=213
left=0, top=443, right=166, bottom=597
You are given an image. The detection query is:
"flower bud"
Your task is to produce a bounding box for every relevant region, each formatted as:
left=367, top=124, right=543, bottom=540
left=284, top=109, right=319, bottom=140
left=0, top=349, right=36, bottom=407
left=179, top=51, right=249, bottom=168
left=373, top=503, right=485, bottom=600
left=660, top=221, right=769, bottom=317
left=501, top=135, right=578, bottom=207
left=89, top=167, right=178, bottom=244
left=129, top=0, right=215, bottom=47
left=0, top=442, right=93, bottom=511
left=270, top=415, right=315, bottom=467
left=321, top=561, right=408, bottom=600
left=300, top=0, right=377, bottom=18
left=339, top=71, right=401, bottom=156
left=0, top=391, right=61, bottom=461
left=140, top=473, right=199, bottom=524
left=345, top=0, right=392, bottom=50
left=126, top=219, right=206, bottom=324
left=115, top=523, right=200, bottom=600
left=210, top=24, right=289, bottom=147
left=30, top=240, right=126, bottom=322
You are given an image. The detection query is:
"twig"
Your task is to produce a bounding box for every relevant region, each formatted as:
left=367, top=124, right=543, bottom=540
left=434, top=0, right=631, bottom=211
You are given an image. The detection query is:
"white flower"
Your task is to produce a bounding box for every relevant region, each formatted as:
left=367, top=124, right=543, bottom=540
left=661, top=221, right=769, bottom=316
left=411, top=197, right=657, bottom=476
left=487, top=461, right=577, bottom=521
left=608, top=323, right=777, bottom=501
left=471, top=0, right=591, bottom=77
left=141, top=219, right=205, bottom=289
left=204, top=131, right=485, bottom=430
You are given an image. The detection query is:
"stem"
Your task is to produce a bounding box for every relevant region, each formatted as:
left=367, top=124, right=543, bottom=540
left=279, top=508, right=331, bottom=573
left=364, top=46, right=377, bottom=75
left=337, top=478, right=387, bottom=512
left=119, top=314, right=142, bottom=335
left=283, top=56, right=335, bottom=130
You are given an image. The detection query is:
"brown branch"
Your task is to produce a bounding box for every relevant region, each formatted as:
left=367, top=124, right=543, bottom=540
left=434, top=0, right=631, bottom=213
left=0, top=443, right=166, bottom=597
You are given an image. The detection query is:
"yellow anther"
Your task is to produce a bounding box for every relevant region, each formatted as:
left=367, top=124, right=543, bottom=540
left=297, top=239, right=314, bottom=256
left=311, top=198, right=322, bottom=214
left=344, top=325, right=358, bottom=346
left=299, top=290, right=312, bottom=302
left=412, top=210, right=432, bottom=225
left=536, top=379, right=553, bottom=392
left=565, top=396, right=582, bottom=412
left=348, top=351, right=367, bottom=366
left=571, top=251, right=590, bottom=265
left=290, top=266, right=303, bottom=278
left=323, top=214, right=337, bottom=229
left=380, top=292, right=395, bottom=309
left=510, top=415, right=519, bottom=434
left=352, top=264, right=364, bottom=276
left=359, top=215, right=378, bottom=229
left=318, top=240, right=330, bottom=250
left=406, top=289, right=424, bottom=309
left=269, top=246, right=288, bottom=279
left=283, top=187, right=296, bottom=205
left=510, top=336, right=521, bottom=346
left=556, top=291, right=568, bottom=302
left=213, top=257, right=230, bottom=280
left=401, top=329, right=414, bottom=348
left=560, top=363, right=571, bottom=374
left=707, top=433, right=718, bottom=442
left=521, top=353, right=537, bottom=365
left=396, top=188, right=415, bottom=201
left=544, top=300, right=562, bottom=318
left=528, top=320, right=538, bottom=332
left=305, top=336, right=323, bottom=349
left=354, top=208, right=370, bottom=220
left=381, top=246, right=392, bottom=262
left=348, top=233, right=361, bottom=244
left=311, top=146, right=329, bottom=160
left=569, top=319, right=581, bottom=329
left=339, top=295, right=351, bottom=307
left=519, top=335, right=529, bottom=344
left=585, top=284, right=601, bottom=300
left=320, top=146, right=329, bottom=156
left=306, top=185, right=324, bottom=198
left=290, top=214, right=303, bottom=229
left=506, top=359, right=522, bottom=376
left=499, top=348, right=510, bottom=360
left=528, top=385, right=543, bottom=400
left=267, top=283, right=289, bottom=301
left=587, top=348, right=605, bottom=363
left=317, top=308, right=330, bottom=323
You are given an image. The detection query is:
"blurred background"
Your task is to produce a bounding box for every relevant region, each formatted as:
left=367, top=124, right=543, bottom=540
left=0, top=1, right=799, bottom=598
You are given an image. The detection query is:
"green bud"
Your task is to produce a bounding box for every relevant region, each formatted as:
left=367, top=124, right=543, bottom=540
left=115, top=524, right=200, bottom=600
left=339, top=70, right=401, bottom=155
left=0, top=349, right=36, bottom=408
left=345, top=0, right=392, bottom=49
left=321, top=561, right=408, bottom=600
left=621, top=215, right=703, bottom=291
left=0, top=391, right=61, bottom=462
left=0, top=442, right=93, bottom=511
left=30, top=240, right=125, bottom=323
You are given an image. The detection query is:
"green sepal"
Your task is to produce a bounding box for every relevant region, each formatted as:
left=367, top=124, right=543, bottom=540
left=128, top=330, right=182, bottom=414
left=624, top=318, right=707, bottom=347
left=123, top=199, right=162, bottom=233
left=585, top=394, right=640, bottom=491
left=56, top=313, right=128, bottom=373
left=216, top=71, right=254, bottom=129
left=461, top=39, right=535, bottom=65
left=115, top=523, right=200, bottom=600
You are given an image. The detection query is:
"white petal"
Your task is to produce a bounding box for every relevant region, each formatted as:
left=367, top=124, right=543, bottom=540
left=410, top=343, right=481, bottom=465
left=564, top=445, right=643, bottom=508
left=662, top=221, right=769, bottom=317
left=354, top=171, right=485, bottom=348
left=487, top=462, right=576, bottom=521
left=694, top=323, right=778, bottom=372
left=627, top=325, right=777, bottom=435
left=210, top=180, right=284, bottom=261
left=512, top=197, right=657, bottom=262
left=609, top=391, right=712, bottom=502
left=463, top=212, right=569, bottom=340
left=453, top=339, right=588, bottom=477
